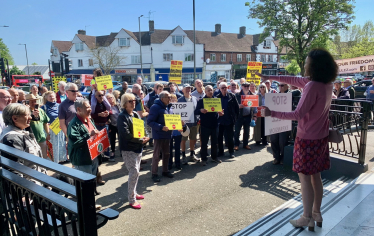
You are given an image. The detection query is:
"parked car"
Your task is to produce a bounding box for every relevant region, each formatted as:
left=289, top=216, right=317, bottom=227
left=112, top=81, right=122, bottom=86
left=363, top=75, right=373, bottom=80
left=143, top=81, right=169, bottom=93
left=113, top=84, right=133, bottom=92
left=0, top=86, right=10, bottom=90
left=352, top=80, right=372, bottom=98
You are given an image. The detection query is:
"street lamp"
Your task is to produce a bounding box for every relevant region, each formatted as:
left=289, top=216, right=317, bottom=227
left=138, top=15, right=144, bottom=79
left=18, top=43, right=30, bottom=76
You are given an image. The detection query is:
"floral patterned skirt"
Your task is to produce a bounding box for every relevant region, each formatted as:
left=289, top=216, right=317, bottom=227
left=293, top=136, right=330, bottom=175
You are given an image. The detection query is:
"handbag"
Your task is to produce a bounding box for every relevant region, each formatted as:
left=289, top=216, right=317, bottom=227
left=328, top=122, right=343, bottom=143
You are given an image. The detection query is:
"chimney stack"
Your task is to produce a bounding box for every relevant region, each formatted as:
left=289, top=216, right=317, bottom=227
left=240, top=26, right=246, bottom=37
left=78, top=30, right=86, bottom=35
left=215, top=24, right=221, bottom=35
left=149, top=20, right=155, bottom=34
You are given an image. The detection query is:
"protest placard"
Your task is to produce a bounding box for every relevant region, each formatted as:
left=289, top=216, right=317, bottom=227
left=132, top=117, right=145, bottom=138
left=264, top=93, right=292, bottom=136
left=46, top=140, right=53, bottom=161
left=169, top=60, right=183, bottom=84
left=203, top=98, right=222, bottom=112
left=95, top=75, right=113, bottom=90
left=257, top=106, right=266, bottom=117
left=170, top=102, right=195, bottom=123
left=50, top=118, right=61, bottom=135
left=241, top=95, right=259, bottom=107
left=246, top=62, right=262, bottom=85
left=82, top=74, right=94, bottom=86
left=52, top=77, right=67, bottom=93
left=87, top=129, right=110, bottom=160
left=164, top=114, right=182, bottom=130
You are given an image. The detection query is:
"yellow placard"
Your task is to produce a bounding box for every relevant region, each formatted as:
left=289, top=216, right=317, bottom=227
left=52, top=77, right=67, bottom=93
left=50, top=117, right=61, bottom=135
left=95, top=75, right=113, bottom=91
left=203, top=98, right=222, bottom=112
left=164, top=114, right=182, bottom=130
left=132, top=117, right=145, bottom=138
left=169, top=60, right=183, bottom=84
left=246, top=62, right=262, bottom=85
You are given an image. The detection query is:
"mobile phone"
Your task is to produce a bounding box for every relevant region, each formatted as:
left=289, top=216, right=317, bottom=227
left=35, top=104, right=39, bottom=110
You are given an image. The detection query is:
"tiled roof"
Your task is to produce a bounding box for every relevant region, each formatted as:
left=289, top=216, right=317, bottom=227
left=96, top=33, right=117, bottom=47
left=52, top=40, right=73, bottom=53
left=22, top=66, right=49, bottom=75
left=76, top=34, right=96, bottom=49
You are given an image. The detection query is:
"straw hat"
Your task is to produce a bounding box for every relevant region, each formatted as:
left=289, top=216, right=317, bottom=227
left=25, top=94, right=38, bottom=100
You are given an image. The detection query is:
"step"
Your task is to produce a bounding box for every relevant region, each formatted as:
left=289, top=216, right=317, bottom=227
left=235, top=172, right=374, bottom=236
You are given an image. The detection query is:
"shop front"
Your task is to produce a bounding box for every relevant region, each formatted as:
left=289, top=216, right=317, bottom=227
left=262, top=63, right=278, bottom=75
left=233, top=64, right=247, bottom=79
left=112, top=69, right=150, bottom=84
left=205, top=64, right=232, bottom=82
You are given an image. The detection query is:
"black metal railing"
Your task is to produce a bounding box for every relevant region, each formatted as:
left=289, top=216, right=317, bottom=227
left=290, top=98, right=372, bottom=165
left=0, top=144, right=118, bottom=235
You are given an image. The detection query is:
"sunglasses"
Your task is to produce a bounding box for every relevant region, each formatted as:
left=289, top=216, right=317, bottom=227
left=231, top=84, right=236, bottom=86
left=260, top=87, right=266, bottom=89
left=221, top=87, right=227, bottom=89
left=96, top=94, right=105, bottom=97
left=242, top=85, right=249, bottom=87
left=128, top=100, right=136, bottom=103
left=69, top=90, right=79, bottom=93
left=279, top=85, right=286, bottom=87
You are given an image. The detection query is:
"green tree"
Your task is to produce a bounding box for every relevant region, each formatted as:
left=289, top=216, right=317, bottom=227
left=32, top=62, right=38, bottom=65
left=246, top=0, right=355, bottom=75
left=9, top=66, right=25, bottom=75
left=0, top=38, right=14, bottom=65
left=33, top=71, right=41, bottom=75
left=285, top=60, right=301, bottom=75
left=342, top=38, right=374, bottom=58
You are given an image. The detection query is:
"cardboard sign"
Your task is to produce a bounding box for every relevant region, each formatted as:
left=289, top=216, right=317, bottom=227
left=82, top=74, right=94, bottom=86
left=169, top=60, right=183, bottom=84
left=46, top=140, right=53, bottom=161
left=257, top=106, right=266, bottom=117
left=87, top=129, right=110, bottom=160
left=132, top=117, right=145, bottom=138
left=264, top=93, right=292, bottom=136
left=170, top=102, right=195, bottom=123
left=241, top=95, right=259, bottom=107
left=246, top=62, right=262, bottom=85
left=52, top=77, right=67, bottom=93
left=95, top=75, right=113, bottom=90
left=164, top=114, right=182, bottom=130
left=203, top=98, right=222, bottom=112
left=50, top=118, right=61, bottom=135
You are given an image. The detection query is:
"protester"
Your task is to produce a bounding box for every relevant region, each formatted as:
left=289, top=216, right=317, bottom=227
left=264, top=80, right=277, bottom=93
left=365, top=78, right=374, bottom=101
left=136, top=76, right=148, bottom=96
left=132, top=84, right=149, bottom=126
left=0, top=89, right=12, bottom=134
left=41, top=91, right=67, bottom=163
left=216, top=82, right=239, bottom=158
left=118, top=93, right=150, bottom=209
left=333, top=80, right=350, bottom=99
left=191, top=79, right=206, bottom=101
left=268, top=83, right=291, bottom=165
left=258, top=48, right=337, bottom=230
left=239, top=78, right=246, bottom=89
left=144, top=83, right=161, bottom=106
left=147, top=91, right=173, bottom=182
left=88, top=68, right=103, bottom=101
left=30, top=85, right=43, bottom=104
left=168, top=94, right=183, bottom=170
left=168, top=82, right=182, bottom=99
left=119, top=81, right=129, bottom=99
left=18, top=89, right=26, bottom=103
left=343, top=79, right=355, bottom=99
left=147, top=83, right=163, bottom=109
left=41, top=86, right=49, bottom=95
left=254, top=83, right=268, bottom=145
left=249, top=82, right=257, bottom=94
left=234, top=82, right=257, bottom=151
left=105, top=93, right=120, bottom=162
left=59, top=83, right=79, bottom=139
left=195, top=85, right=223, bottom=165
left=113, top=90, right=121, bottom=103
left=214, top=77, right=227, bottom=96
left=178, top=84, right=199, bottom=164
left=8, top=88, right=19, bottom=104
left=26, top=94, right=50, bottom=160
left=229, top=82, right=240, bottom=94
left=67, top=99, right=102, bottom=198
left=56, top=81, right=67, bottom=103
left=37, top=80, right=44, bottom=95
left=77, top=91, right=83, bottom=98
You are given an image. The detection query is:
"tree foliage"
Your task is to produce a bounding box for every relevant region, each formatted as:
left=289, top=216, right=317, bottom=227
left=32, top=62, right=38, bottom=65
left=285, top=60, right=301, bottom=75
left=33, top=71, right=41, bottom=75
left=0, top=38, right=14, bottom=65
left=10, top=66, right=25, bottom=75
left=246, top=0, right=355, bottom=75
left=89, top=46, right=126, bottom=75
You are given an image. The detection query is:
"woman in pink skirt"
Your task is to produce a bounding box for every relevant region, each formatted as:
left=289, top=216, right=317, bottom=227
left=257, top=48, right=338, bottom=231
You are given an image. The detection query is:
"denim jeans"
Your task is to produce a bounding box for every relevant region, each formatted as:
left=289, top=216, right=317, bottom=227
left=169, top=135, right=182, bottom=169
left=234, top=115, right=252, bottom=147
left=96, top=124, right=110, bottom=157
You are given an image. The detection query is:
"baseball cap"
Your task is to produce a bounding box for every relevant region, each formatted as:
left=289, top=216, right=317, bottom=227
left=183, top=84, right=192, bottom=88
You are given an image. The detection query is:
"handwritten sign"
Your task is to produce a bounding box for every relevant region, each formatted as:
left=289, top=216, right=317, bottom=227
left=264, top=93, right=292, bottom=136
left=170, top=102, right=195, bottom=123
left=246, top=62, right=262, bottom=85
left=203, top=98, right=222, bottom=112
left=46, top=140, right=53, bottom=161
left=164, top=114, right=182, bottom=130
left=95, top=75, right=113, bottom=91
left=241, top=95, right=259, bottom=107
left=52, top=77, right=67, bottom=93
left=87, top=129, right=110, bottom=160
left=169, top=60, right=183, bottom=84
left=50, top=118, right=61, bottom=135
left=82, top=74, right=94, bottom=86
left=132, top=117, right=145, bottom=138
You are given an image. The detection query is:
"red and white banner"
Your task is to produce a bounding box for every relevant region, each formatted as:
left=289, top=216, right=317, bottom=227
left=336, top=55, right=374, bottom=74
left=82, top=74, right=94, bottom=86
left=87, top=129, right=110, bottom=160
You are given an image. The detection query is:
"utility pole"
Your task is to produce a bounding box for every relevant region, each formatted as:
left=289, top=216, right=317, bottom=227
left=19, top=44, right=29, bottom=77
left=193, top=0, right=196, bottom=81
left=139, top=15, right=144, bottom=78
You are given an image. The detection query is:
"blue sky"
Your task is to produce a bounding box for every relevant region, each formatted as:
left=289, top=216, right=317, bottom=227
left=1, top=0, right=372, bottom=66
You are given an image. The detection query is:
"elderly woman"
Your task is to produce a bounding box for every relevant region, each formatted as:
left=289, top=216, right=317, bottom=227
left=253, top=83, right=268, bottom=145
left=30, top=85, right=43, bottom=104
left=18, top=89, right=26, bottom=103
left=41, top=91, right=67, bottom=163
left=56, top=81, right=67, bottom=103
left=118, top=93, right=149, bottom=209
left=258, top=49, right=338, bottom=231
left=113, top=90, right=121, bottom=103
left=105, top=93, right=121, bottom=161
left=0, top=103, right=47, bottom=182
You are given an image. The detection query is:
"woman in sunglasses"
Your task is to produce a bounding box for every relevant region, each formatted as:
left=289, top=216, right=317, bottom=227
left=253, top=83, right=268, bottom=145
left=256, top=49, right=338, bottom=231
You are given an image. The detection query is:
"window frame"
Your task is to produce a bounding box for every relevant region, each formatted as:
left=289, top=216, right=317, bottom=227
left=237, top=54, right=242, bottom=62
left=184, top=53, right=194, bottom=62
left=89, top=59, right=94, bottom=66
left=221, top=54, right=226, bottom=62
left=75, top=43, right=83, bottom=51
left=78, top=59, right=83, bottom=67
left=246, top=54, right=251, bottom=62
left=163, top=53, right=173, bottom=62
left=172, top=35, right=184, bottom=44
left=119, top=38, right=130, bottom=47
left=131, top=55, right=140, bottom=64
left=210, top=53, right=216, bottom=62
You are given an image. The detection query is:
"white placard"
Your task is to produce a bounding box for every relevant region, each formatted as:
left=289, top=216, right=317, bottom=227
left=170, top=102, right=195, bottom=123
left=265, top=93, right=292, bottom=136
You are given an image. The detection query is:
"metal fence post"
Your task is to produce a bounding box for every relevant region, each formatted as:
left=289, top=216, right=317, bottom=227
left=76, top=180, right=98, bottom=236
left=358, top=102, right=371, bottom=165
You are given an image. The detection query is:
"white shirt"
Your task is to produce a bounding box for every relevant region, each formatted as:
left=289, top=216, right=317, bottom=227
left=0, top=111, right=5, bottom=134
left=191, top=89, right=205, bottom=101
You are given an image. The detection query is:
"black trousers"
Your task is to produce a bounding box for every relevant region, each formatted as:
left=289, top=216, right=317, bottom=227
left=218, top=124, right=234, bottom=154
left=108, top=124, right=118, bottom=153
left=270, top=131, right=290, bottom=161
left=200, top=126, right=218, bottom=161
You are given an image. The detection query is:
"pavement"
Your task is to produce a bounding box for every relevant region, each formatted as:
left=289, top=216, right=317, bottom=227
left=92, top=129, right=374, bottom=236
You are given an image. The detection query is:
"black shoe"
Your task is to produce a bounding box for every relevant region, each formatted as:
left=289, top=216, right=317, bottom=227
left=212, top=158, right=222, bottom=163
left=256, top=141, right=261, bottom=145
left=217, top=152, right=224, bottom=157
left=152, top=174, right=160, bottom=182
left=175, top=166, right=182, bottom=170
left=262, top=142, right=268, bottom=145
left=229, top=153, right=235, bottom=159
left=162, top=172, right=174, bottom=178
left=273, top=159, right=281, bottom=165
left=94, top=190, right=101, bottom=196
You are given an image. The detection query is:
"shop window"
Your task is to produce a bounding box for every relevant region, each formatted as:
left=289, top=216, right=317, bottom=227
left=237, top=54, right=242, bottom=62
left=163, top=53, right=173, bottom=61
left=210, top=53, right=216, bottom=62
left=221, top=54, right=226, bottom=62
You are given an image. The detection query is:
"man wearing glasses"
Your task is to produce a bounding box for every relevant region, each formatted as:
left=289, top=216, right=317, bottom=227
left=216, top=82, right=239, bottom=158
left=0, top=89, right=12, bottom=133
left=59, top=83, right=80, bottom=139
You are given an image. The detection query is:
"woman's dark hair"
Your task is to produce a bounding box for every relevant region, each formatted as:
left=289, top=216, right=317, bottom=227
left=93, top=68, right=103, bottom=78
left=306, top=48, right=338, bottom=84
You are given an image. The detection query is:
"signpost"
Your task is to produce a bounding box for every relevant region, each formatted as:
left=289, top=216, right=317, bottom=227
left=87, top=129, right=110, bottom=160
left=264, top=93, right=292, bottom=136
left=164, top=114, right=182, bottom=130
left=169, top=60, right=183, bottom=84
left=203, top=98, right=222, bottom=112
left=170, top=103, right=195, bottom=123
left=246, top=62, right=262, bottom=85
